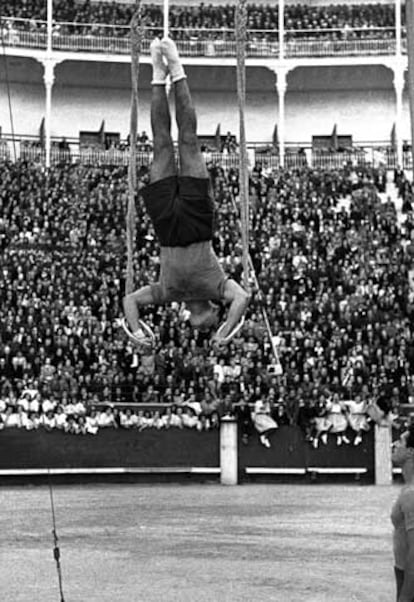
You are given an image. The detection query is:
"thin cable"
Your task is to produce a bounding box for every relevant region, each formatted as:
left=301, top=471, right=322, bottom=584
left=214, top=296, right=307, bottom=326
left=0, top=17, right=17, bottom=161
left=48, top=471, right=65, bottom=602
left=126, top=1, right=143, bottom=296
left=235, top=0, right=249, bottom=289
left=228, top=177, right=283, bottom=373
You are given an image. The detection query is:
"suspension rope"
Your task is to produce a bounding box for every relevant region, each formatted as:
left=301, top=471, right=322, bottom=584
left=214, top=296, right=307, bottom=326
left=235, top=0, right=250, bottom=289
left=48, top=471, right=65, bottom=602
left=407, top=0, right=414, bottom=177
left=125, top=2, right=143, bottom=296
left=235, top=0, right=282, bottom=372
left=0, top=18, right=17, bottom=161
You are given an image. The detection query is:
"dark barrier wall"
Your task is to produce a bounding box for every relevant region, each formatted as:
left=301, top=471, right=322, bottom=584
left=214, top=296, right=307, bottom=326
left=239, top=426, right=375, bottom=478
left=0, top=429, right=220, bottom=469
left=0, top=426, right=375, bottom=478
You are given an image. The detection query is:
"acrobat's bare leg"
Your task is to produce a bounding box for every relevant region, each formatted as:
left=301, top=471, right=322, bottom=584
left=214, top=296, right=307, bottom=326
left=161, top=37, right=208, bottom=179
left=149, top=38, right=176, bottom=182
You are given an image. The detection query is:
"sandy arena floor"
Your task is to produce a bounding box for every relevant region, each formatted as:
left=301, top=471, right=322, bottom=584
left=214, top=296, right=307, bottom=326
left=0, top=483, right=398, bottom=602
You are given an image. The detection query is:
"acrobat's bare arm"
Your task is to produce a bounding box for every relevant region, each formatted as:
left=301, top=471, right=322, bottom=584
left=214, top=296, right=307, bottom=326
left=123, top=286, right=155, bottom=332
left=213, top=279, right=250, bottom=344
left=122, top=286, right=157, bottom=348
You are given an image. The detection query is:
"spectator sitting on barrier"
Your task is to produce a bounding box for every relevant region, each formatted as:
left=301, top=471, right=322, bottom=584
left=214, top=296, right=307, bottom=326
left=346, top=395, right=370, bottom=446
left=120, top=407, right=138, bottom=429
left=25, top=411, right=41, bottom=431
left=311, top=396, right=332, bottom=448
left=41, top=409, right=56, bottom=431
left=209, top=410, right=221, bottom=429
left=3, top=406, right=20, bottom=428
left=326, top=393, right=351, bottom=446
left=137, top=410, right=153, bottom=431
left=234, top=395, right=254, bottom=445
left=85, top=408, right=99, bottom=434
left=65, top=415, right=80, bottom=434
left=160, top=405, right=174, bottom=428
left=151, top=409, right=164, bottom=429
left=252, top=396, right=278, bottom=448
left=97, top=405, right=118, bottom=428
left=181, top=406, right=199, bottom=429
left=54, top=405, right=68, bottom=430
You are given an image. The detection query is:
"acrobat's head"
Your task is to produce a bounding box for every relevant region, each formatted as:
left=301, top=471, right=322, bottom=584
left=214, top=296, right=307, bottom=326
left=186, top=299, right=246, bottom=344
left=186, top=300, right=220, bottom=333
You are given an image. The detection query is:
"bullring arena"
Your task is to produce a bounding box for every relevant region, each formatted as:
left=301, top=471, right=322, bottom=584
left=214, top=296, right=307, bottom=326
left=2, top=0, right=414, bottom=600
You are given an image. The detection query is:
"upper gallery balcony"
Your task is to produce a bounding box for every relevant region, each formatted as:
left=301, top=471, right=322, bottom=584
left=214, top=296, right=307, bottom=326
left=0, top=9, right=405, bottom=61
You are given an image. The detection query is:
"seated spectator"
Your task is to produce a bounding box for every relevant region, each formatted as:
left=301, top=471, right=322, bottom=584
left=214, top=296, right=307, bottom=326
left=346, top=395, right=370, bottom=445
left=85, top=408, right=99, bottom=434
left=120, top=408, right=138, bottom=429
left=252, top=397, right=278, bottom=448
left=311, top=397, right=332, bottom=448
left=25, top=411, right=41, bottom=431
left=326, top=394, right=351, bottom=446
left=168, top=406, right=185, bottom=429
left=209, top=410, right=221, bottom=429
left=234, top=395, right=254, bottom=444
left=41, top=409, right=56, bottom=431
left=197, top=414, right=212, bottom=431
left=137, top=410, right=153, bottom=431
left=54, top=405, right=68, bottom=430
left=65, top=415, right=81, bottom=434
left=41, top=395, right=57, bottom=415
left=151, top=409, right=164, bottom=430
left=97, top=406, right=118, bottom=428
left=3, top=406, right=22, bottom=428
left=181, top=407, right=199, bottom=429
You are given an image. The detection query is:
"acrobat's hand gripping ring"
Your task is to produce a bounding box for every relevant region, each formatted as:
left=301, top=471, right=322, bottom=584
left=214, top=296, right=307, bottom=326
left=214, top=315, right=245, bottom=346
left=120, top=317, right=155, bottom=350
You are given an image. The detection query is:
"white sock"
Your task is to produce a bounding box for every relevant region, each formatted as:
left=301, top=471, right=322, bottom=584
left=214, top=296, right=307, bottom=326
left=150, top=38, right=168, bottom=85
left=161, top=37, right=186, bottom=83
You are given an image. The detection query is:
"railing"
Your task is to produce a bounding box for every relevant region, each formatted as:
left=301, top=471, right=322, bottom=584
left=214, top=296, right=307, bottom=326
left=3, top=137, right=412, bottom=170
left=0, top=17, right=406, bottom=58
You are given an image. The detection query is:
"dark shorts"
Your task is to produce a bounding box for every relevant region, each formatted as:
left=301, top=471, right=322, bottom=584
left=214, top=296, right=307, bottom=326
left=141, top=176, right=214, bottom=247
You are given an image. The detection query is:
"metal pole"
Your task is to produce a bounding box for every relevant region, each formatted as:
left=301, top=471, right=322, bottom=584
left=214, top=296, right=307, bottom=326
left=407, top=0, right=414, bottom=174
left=278, top=0, right=285, bottom=168
left=278, top=0, right=284, bottom=61
left=47, top=0, right=53, bottom=53
left=277, top=70, right=287, bottom=169
left=394, top=66, right=404, bottom=168
left=163, top=0, right=169, bottom=37
left=45, top=0, right=53, bottom=168
left=396, top=0, right=401, bottom=56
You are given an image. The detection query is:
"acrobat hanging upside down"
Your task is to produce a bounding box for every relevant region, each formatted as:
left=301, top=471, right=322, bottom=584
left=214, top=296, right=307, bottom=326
left=122, top=37, right=250, bottom=349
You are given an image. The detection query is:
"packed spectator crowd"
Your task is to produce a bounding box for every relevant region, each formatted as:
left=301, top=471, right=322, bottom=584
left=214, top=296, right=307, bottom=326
left=1, top=155, right=413, bottom=447
left=2, top=1, right=397, bottom=41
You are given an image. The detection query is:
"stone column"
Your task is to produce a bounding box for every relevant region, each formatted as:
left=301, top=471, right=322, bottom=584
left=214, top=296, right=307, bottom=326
left=276, top=68, right=289, bottom=168
left=42, top=58, right=57, bottom=169
left=393, top=63, right=406, bottom=168
left=220, top=416, right=238, bottom=485
left=375, top=423, right=393, bottom=485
